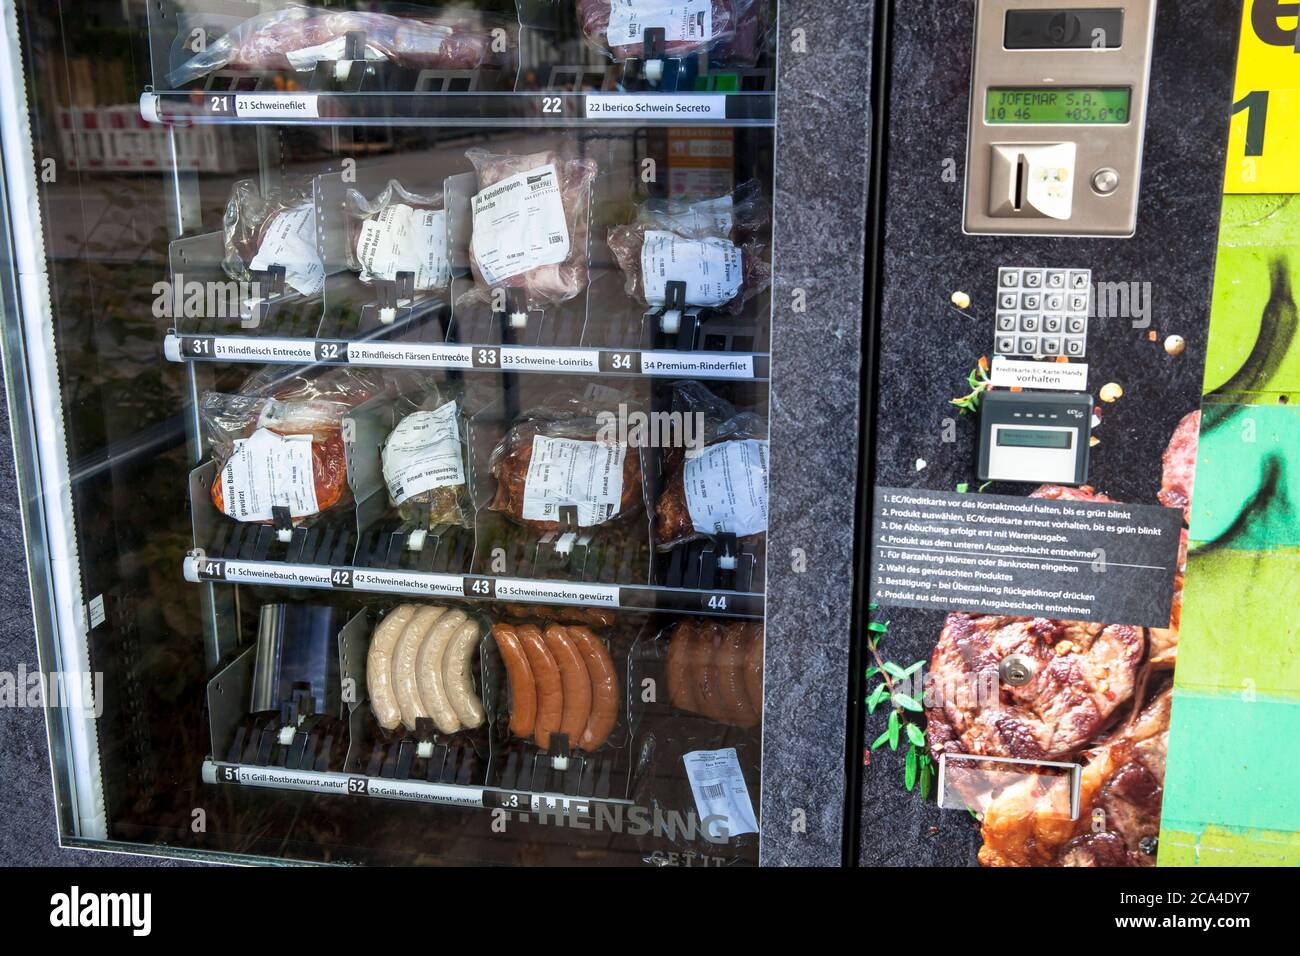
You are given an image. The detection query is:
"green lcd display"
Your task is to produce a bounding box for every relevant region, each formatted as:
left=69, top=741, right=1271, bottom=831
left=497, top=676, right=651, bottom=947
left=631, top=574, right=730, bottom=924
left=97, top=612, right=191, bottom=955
left=997, top=429, right=1074, bottom=449
left=985, top=87, right=1131, bottom=124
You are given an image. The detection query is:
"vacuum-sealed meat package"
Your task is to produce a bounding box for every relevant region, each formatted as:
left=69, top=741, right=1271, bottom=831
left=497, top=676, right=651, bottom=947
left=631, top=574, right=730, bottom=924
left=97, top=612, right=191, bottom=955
left=346, top=180, right=450, bottom=292
left=654, top=381, right=768, bottom=551
left=575, top=0, right=763, bottom=65
left=381, top=387, right=471, bottom=528
left=463, top=149, right=598, bottom=313
left=223, top=179, right=323, bottom=298
left=489, top=389, right=643, bottom=532
left=167, top=4, right=510, bottom=87
left=202, top=366, right=381, bottom=524
left=607, top=181, right=772, bottom=312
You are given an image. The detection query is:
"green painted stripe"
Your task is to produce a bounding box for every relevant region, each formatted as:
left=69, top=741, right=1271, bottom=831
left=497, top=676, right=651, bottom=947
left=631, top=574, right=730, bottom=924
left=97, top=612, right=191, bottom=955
left=1161, top=690, right=1300, bottom=842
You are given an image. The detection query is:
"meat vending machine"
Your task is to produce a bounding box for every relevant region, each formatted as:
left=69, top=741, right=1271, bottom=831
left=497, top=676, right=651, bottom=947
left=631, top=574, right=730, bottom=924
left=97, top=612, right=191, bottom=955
left=856, top=0, right=1244, bottom=868
left=0, top=0, right=871, bottom=865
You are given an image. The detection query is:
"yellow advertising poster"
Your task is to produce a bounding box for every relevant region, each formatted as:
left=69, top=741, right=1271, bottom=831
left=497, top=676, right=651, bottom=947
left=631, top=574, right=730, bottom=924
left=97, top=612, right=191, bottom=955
left=1225, top=1, right=1300, bottom=193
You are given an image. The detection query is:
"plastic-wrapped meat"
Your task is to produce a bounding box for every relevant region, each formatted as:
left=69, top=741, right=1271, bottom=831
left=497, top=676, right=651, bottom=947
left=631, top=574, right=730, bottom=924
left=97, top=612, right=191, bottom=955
left=489, top=420, right=642, bottom=532
left=203, top=367, right=380, bottom=525
left=222, top=180, right=323, bottom=297
left=577, top=0, right=762, bottom=65
left=167, top=5, right=506, bottom=86
left=1158, top=410, right=1200, bottom=524
left=978, top=688, right=1171, bottom=867
left=464, top=149, right=598, bottom=313
left=925, top=613, right=1144, bottom=762
left=607, top=183, right=772, bottom=313
left=346, top=180, right=449, bottom=292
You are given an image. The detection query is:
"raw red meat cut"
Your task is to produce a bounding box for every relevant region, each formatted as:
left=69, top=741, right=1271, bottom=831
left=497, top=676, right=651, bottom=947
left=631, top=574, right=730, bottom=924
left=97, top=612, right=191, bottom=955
left=1158, top=409, right=1200, bottom=523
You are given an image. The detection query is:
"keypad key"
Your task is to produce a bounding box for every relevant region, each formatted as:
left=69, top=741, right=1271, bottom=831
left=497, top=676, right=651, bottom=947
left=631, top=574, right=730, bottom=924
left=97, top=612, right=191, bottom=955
left=996, top=313, right=1017, bottom=331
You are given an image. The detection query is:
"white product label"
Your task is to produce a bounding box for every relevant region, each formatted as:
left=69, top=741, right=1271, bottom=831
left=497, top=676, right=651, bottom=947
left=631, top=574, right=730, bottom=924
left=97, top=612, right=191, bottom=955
left=234, top=94, right=320, bottom=119
left=284, top=36, right=385, bottom=71
left=381, top=402, right=465, bottom=506
left=356, top=205, right=449, bottom=291
left=249, top=203, right=324, bottom=296
left=219, top=427, right=319, bottom=523
left=471, top=165, right=569, bottom=285
left=684, top=439, right=768, bottom=537
left=606, top=0, right=714, bottom=47
left=989, top=356, right=1090, bottom=392
left=682, top=748, right=758, bottom=840
left=642, top=231, right=743, bottom=307
left=521, top=435, right=626, bottom=527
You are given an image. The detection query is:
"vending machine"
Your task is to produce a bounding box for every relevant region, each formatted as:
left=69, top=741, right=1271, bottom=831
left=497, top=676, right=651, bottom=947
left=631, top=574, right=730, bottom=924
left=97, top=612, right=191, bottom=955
left=855, top=0, right=1248, bottom=867
left=0, top=0, right=874, bottom=865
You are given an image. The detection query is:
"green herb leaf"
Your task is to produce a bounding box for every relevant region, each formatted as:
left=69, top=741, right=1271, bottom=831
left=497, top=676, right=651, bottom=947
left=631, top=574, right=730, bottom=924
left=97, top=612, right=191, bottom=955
left=956, top=482, right=969, bottom=493
left=865, top=665, right=881, bottom=679
left=887, top=710, right=900, bottom=750
left=868, top=621, right=889, bottom=633
left=902, top=660, right=925, bottom=677
left=867, top=683, right=890, bottom=713
left=893, top=693, right=924, bottom=713
left=871, top=730, right=891, bottom=750
left=882, top=661, right=907, bottom=679
left=906, top=723, right=926, bottom=748
left=905, top=744, right=918, bottom=791
left=919, top=761, right=933, bottom=800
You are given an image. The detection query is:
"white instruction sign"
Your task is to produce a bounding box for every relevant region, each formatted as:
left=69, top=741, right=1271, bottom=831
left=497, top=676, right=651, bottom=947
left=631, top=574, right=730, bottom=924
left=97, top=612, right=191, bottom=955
left=471, top=165, right=569, bottom=285
left=521, top=436, right=626, bottom=527
left=685, top=439, right=768, bottom=537
left=381, top=402, right=465, bottom=506
left=683, top=748, right=759, bottom=840
left=356, top=205, right=449, bottom=291
left=219, top=428, right=319, bottom=523
left=642, top=231, right=743, bottom=307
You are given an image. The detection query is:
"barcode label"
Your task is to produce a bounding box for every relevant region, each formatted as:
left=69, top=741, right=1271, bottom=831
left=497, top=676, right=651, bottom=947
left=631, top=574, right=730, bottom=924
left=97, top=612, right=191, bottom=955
left=701, top=782, right=726, bottom=800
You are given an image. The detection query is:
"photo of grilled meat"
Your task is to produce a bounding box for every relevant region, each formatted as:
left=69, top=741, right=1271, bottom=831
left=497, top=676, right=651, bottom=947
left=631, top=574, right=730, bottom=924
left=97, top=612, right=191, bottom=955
left=1158, top=409, right=1200, bottom=524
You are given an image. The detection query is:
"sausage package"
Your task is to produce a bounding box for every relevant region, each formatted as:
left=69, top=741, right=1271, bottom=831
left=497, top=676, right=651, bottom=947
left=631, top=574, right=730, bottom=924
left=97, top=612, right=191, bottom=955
left=489, top=621, right=622, bottom=752
left=573, top=0, right=764, bottom=65
left=346, top=180, right=450, bottom=293
left=653, top=381, right=768, bottom=551
left=222, top=179, right=324, bottom=298
left=488, top=389, right=644, bottom=532
left=167, top=4, right=511, bottom=87
left=463, top=148, right=599, bottom=313
left=381, top=387, right=471, bottom=528
left=607, top=181, right=772, bottom=312
left=202, top=366, right=381, bottom=525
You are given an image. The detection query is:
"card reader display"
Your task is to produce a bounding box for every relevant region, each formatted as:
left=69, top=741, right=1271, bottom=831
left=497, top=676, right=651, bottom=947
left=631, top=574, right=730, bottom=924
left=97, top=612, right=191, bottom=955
left=979, top=391, right=1093, bottom=486
left=964, top=0, right=1156, bottom=236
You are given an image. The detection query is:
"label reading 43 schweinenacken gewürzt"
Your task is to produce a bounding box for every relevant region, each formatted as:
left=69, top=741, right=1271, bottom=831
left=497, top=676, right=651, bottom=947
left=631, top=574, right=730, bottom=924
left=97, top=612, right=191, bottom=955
left=471, top=165, right=569, bottom=285
left=381, top=402, right=465, bottom=506
left=642, top=231, right=743, bottom=307
left=682, top=748, right=759, bottom=840
left=220, top=428, right=319, bottom=522
left=521, top=435, right=625, bottom=527
left=355, top=204, right=449, bottom=291
left=684, top=439, right=768, bottom=537
left=606, top=1, right=714, bottom=47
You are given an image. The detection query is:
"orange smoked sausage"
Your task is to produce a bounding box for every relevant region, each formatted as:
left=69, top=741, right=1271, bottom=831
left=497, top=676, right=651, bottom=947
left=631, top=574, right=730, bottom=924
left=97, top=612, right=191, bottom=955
left=719, top=621, right=759, bottom=728
left=517, top=624, right=563, bottom=749
left=492, top=623, right=536, bottom=739
left=744, top=624, right=764, bottom=720
left=569, top=626, right=619, bottom=750
left=666, top=620, right=698, bottom=713
left=542, top=624, right=592, bottom=746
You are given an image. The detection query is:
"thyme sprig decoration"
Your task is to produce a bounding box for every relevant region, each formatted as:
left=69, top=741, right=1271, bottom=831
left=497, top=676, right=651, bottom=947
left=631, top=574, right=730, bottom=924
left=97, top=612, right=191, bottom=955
left=864, top=603, right=936, bottom=798
left=950, top=355, right=992, bottom=415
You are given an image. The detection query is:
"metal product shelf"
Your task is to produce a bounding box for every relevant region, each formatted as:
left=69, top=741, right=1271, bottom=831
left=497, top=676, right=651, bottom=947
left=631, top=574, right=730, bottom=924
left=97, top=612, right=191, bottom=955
left=182, top=555, right=764, bottom=618
left=140, top=90, right=775, bottom=128
left=201, top=760, right=632, bottom=812
left=163, top=333, right=769, bottom=381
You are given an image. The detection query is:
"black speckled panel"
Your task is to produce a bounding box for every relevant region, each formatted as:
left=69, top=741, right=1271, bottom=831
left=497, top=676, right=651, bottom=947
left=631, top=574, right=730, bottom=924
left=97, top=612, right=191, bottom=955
left=858, top=0, right=1240, bottom=866
left=761, top=0, right=875, bottom=866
